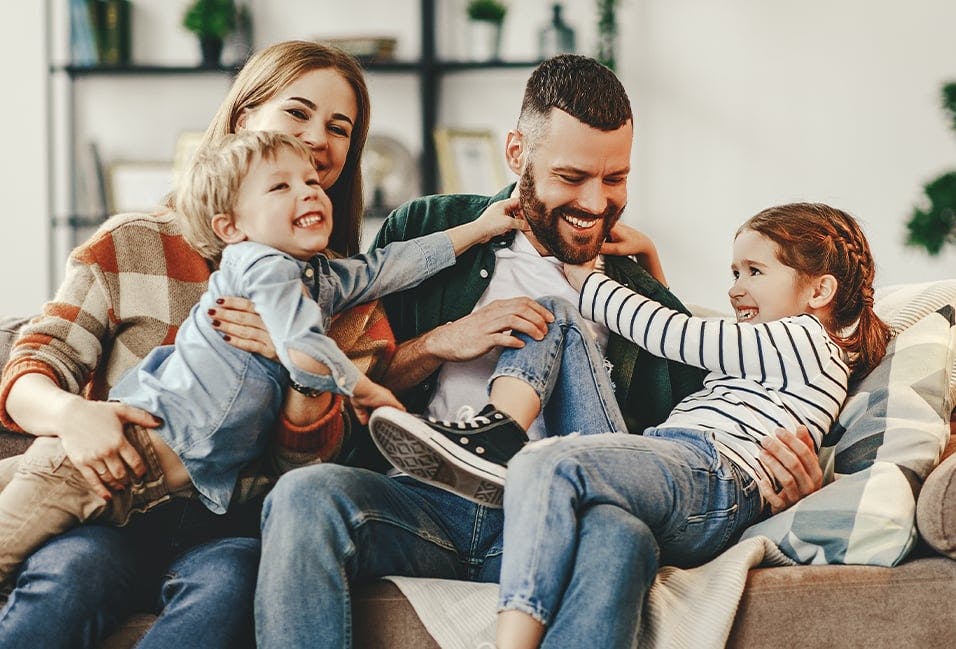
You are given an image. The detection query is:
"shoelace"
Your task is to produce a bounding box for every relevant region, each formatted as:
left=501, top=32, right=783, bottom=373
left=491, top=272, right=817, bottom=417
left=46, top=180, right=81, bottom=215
left=427, top=405, right=492, bottom=430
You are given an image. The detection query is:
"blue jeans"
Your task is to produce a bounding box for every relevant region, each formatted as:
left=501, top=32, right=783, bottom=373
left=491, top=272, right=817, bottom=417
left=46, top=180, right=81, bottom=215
left=500, top=429, right=764, bottom=648
left=0, top=498, right=260, bottom=649
left=493, top=295, right=628, bottom=438
left=255, top=465, right=504, bottom=649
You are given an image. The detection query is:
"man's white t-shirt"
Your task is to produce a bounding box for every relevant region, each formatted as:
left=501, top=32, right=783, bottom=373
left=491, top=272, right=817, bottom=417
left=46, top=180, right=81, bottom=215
left=424, top=231, right=609, bottom=440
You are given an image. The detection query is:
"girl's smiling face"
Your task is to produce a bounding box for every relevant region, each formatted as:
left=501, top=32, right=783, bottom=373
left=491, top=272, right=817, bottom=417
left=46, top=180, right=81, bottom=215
left=728, top=228, right=816, bottom=324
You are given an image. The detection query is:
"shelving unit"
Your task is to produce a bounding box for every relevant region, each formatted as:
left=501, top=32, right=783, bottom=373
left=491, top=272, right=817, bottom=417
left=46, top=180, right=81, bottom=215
left=47, top=0, right=540, bottom=291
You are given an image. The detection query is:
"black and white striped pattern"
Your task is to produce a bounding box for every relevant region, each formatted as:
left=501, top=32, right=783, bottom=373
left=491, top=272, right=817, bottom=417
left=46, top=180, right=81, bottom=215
left=580, top=273, right=849, bottom=485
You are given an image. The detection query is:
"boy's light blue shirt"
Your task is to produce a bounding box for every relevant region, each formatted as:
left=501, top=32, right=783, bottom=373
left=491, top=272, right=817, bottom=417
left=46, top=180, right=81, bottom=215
left=110, top=232, right=455, bottom=513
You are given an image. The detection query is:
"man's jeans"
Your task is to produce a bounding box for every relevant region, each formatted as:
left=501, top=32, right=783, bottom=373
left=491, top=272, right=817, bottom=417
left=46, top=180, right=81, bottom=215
left=255, top=467, right=503, bottom=648
left=0, top=497, right=260, bottom=649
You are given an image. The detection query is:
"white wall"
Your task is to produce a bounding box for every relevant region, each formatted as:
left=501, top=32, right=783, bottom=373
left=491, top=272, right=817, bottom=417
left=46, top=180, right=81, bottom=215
left=5, top=1, right=955, bottom=314
left=0, top=4, right=48, bottom=313
left=619, top=1, right=956, bottom=310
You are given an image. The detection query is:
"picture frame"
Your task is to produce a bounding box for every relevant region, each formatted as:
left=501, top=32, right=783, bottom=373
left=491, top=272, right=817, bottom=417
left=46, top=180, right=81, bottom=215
left=107, top=161, right=175, bottom=214
left=433, top=128, right=507, bottom=195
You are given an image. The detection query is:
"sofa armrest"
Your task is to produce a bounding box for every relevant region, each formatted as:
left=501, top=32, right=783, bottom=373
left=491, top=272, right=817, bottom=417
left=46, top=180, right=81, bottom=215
left=916, top=411, right=956, bottom=558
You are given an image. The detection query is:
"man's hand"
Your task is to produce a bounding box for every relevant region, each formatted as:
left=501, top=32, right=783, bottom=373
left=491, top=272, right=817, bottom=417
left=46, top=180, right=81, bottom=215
left=57, top=400, right=158, bottom=499
left=756, top=425, right=824, bottom=515
left=350, top=375, right=404, bottom=425
left=425, top=297, right=555, bottom=362
left=209, top=296, right=278, bottom=361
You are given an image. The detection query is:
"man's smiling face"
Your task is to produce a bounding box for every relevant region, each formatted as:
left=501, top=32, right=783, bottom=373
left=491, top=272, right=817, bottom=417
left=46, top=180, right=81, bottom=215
left=516, top=108, right=632, bottom=264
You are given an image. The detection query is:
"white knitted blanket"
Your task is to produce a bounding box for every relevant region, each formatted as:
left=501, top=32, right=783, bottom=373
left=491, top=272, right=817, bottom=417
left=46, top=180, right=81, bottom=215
left=385, top=535, right=794, bottom=649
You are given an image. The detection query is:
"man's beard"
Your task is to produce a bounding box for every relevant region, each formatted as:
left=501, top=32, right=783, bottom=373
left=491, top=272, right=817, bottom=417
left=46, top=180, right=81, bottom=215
left=517, top=165, right=621, bottom=264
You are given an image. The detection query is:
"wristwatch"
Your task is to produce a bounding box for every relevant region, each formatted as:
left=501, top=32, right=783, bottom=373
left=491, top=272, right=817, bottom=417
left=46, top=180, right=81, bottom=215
left=289, top=380, right=325, bottom=398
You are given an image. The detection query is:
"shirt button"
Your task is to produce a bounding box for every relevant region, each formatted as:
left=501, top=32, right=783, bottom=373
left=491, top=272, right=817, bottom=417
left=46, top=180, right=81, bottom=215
left=338, top=376, right=347, bottom=386
left=304, top=267, right=314, bottom=278
left=479, top=269, right=489, bottom=278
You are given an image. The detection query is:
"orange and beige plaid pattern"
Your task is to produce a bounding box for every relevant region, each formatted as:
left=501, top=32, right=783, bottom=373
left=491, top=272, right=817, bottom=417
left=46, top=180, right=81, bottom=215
left=0, top=211, right=396, bottom=467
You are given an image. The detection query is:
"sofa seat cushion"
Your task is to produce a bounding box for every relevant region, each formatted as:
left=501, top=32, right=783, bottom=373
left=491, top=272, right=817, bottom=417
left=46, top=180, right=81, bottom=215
left=727, top=556, right=956, bottom=649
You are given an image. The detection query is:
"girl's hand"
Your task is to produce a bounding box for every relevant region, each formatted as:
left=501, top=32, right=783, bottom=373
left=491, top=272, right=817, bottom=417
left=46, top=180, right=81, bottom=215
left=472, top=198, right=528, bottom=242
left=208, top=296, right=278, bottom=361
left=601, top=222, right=668, bottom=286
left=757, top=425, right=824, bottom=515
left=562, top=258, right=598, bottom=292
left=57, top=399, right=158, bottom=499
left=350, top=375, right=404, bottom=425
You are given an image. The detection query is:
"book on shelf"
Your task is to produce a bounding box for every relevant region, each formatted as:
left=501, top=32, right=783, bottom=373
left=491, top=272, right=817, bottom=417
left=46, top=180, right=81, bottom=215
left=87, top=0, right=131, bottom=66
left=70, top=0, right=98, bottom=65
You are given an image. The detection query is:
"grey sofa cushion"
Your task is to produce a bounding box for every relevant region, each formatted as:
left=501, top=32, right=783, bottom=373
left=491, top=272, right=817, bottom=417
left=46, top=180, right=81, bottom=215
left=0, top=316, right=31, bottom=457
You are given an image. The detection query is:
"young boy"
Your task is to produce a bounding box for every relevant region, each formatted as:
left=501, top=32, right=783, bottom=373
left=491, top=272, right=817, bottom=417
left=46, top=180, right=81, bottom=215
left=0, top=130, right=524, bottom=581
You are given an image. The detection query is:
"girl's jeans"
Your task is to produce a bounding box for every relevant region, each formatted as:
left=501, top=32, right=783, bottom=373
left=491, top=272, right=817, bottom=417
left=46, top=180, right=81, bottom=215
left=495, top=296, right=765, bottom=648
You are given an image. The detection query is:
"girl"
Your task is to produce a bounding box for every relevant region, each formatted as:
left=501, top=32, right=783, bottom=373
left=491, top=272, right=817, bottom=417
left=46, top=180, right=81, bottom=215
left=371, top=202, right=891, bottom=648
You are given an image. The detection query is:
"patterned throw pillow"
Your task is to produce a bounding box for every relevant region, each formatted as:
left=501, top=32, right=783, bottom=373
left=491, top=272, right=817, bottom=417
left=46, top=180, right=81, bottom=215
left=741, top=280, right=956, bottom=566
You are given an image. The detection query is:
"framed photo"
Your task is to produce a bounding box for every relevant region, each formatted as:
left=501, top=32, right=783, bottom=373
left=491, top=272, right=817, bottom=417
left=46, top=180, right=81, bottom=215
left=107, top=161, right=175, bottom=214
left=433, top=128, right=507, bottom=195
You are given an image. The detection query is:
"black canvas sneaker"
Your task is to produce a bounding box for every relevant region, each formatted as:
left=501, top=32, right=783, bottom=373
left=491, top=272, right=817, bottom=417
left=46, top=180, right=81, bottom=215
left=368, top=404, right=529, bottom=507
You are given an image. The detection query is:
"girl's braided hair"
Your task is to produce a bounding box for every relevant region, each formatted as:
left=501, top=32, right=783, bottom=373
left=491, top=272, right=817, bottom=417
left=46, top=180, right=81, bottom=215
left=739, top=203, right=891, bottom=379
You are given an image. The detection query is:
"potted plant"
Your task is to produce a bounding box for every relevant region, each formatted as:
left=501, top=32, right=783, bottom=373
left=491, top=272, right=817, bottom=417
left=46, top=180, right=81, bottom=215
left=466, top=0, right=507, bottom=61
left=182, top=0, right=237, bottom=67
left=907, top=82, right=956, bottom=255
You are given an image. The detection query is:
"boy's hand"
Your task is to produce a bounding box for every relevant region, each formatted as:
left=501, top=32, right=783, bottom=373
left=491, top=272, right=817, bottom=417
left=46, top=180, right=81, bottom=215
left=472, top=198, right=528, bottom=242
left=562, top=258, right=599, bottom=292
left=350, top=375, right=404, bottom=425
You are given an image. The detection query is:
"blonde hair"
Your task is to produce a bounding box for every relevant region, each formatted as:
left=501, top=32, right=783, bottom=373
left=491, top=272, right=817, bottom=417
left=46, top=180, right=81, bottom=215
left=177, top=131, right=314, bottom=261
left=171, top=40, right=370, bottom=258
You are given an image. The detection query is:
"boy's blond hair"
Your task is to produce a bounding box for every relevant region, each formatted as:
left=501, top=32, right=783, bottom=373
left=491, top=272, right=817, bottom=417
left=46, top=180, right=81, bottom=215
left=177, top=131, right=315, bottom=261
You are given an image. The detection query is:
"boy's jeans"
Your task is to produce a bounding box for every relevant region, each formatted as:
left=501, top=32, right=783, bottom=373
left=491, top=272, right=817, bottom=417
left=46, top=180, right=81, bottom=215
left=493, top=296, right=765, bottom=647
left=0, top=423, right=173, bottom=582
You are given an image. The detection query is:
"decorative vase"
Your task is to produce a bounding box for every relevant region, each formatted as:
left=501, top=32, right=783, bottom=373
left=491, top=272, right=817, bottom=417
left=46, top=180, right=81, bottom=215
left=468, top=20, right=502, bottom=61
left=199, top=36, right=224, bottom=67
left=538, top=3, right=576, bottom=58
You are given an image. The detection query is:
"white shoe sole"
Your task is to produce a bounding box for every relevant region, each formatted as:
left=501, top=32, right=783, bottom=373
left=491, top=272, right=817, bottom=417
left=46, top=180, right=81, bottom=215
left=369, top=407, right=505, bottom=508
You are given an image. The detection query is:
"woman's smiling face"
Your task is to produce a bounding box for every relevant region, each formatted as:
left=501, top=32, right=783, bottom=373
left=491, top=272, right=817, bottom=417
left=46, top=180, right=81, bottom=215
left=237, top=67, right=358, bottom=191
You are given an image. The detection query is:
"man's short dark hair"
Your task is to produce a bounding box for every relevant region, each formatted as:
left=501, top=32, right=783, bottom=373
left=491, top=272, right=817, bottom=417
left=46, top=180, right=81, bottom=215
left=518, top=54, right=632, bottom=142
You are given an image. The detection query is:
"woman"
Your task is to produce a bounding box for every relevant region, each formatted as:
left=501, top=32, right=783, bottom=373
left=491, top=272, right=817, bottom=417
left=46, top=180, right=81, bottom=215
left=0, top=40, right=391, bottom=649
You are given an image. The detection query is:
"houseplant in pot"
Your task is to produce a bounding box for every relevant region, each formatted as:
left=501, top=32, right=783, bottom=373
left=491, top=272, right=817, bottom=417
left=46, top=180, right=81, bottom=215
left=182, top=0, right=237, bottom=67
left=466, top=0, right=507, bottom=61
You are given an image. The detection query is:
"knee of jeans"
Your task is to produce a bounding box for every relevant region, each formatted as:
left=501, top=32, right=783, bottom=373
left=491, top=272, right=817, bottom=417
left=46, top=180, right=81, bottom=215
left=173, top=537, right=260, bottom=593
left=263, top=464, right=362, bottom=531
left=25, top=526, right=134, bottom=592
left=537, top=295, right=583, bottom=326
left=506, top=443, right=572, bottom=492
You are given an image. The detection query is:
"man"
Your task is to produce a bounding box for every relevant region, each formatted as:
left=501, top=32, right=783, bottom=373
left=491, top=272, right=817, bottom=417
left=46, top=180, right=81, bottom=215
left=254, top=55, right=819, bottom=648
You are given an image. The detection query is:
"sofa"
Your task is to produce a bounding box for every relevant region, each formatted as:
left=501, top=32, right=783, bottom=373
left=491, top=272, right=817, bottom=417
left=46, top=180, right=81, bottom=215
left=1, top=278, right=955, bottom=648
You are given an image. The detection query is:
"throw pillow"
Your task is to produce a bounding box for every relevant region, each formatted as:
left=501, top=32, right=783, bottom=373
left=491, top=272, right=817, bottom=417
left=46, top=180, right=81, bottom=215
left=741, top=279, right=956, bottom=566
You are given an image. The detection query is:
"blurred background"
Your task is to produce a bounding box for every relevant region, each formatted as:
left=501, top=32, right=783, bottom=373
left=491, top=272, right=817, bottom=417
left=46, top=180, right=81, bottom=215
left=2, top=0, right=954, bottom=316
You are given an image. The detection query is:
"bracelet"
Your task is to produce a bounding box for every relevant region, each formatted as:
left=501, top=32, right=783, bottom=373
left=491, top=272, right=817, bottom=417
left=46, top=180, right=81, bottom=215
left=289, top=380, right=326, bottom=398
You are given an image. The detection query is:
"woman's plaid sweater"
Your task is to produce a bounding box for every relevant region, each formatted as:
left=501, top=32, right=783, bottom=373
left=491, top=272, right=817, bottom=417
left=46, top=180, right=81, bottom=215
left=0, top=211, right=396, bottom=483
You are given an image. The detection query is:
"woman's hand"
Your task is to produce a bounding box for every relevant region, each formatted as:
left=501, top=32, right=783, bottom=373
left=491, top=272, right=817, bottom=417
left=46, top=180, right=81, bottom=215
left=756, top=426, right=824, bottom=515
left=601, top=222, right=668, bottom=286
left=57, top=399, right=158, bottom=499
left=350, top=375, right=404, bottom=425
left=208, top=296, right=278, bottom=361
